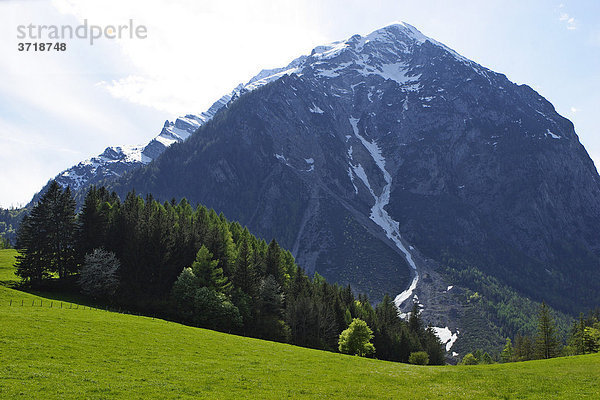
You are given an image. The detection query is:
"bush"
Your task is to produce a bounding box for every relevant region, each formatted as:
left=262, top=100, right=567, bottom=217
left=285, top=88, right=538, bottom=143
left=461, top=353, right=478, bottom=365
left=480, top=352, right=493, bottom=364
left=408, top=351, right=429, bottom=365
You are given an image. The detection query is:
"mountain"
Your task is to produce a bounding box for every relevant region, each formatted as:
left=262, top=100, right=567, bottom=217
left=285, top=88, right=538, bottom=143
left=29, top=118, right=189, bottom=205
left=31, top=58, right=311, bottom=204
left=31, top=22, right=600, bottom=354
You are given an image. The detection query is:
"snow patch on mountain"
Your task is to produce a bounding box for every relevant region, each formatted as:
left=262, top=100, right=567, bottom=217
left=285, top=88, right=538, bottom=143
left=348, top=167, right=359, bottom=194
left=432, top=326, right=459, bottom=352
left=352, top=62, right=420, bottom=86
left=347, top=117, right=420, bottom=311
left=309, top=104, right=324, bottom=114
left=545, top=129, right=561, bottom=139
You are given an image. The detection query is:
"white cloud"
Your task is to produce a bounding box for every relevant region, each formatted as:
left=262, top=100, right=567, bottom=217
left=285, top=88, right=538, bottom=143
left=559, top=12, right=577, bottom=30
left=0, top=118, right=80, bottom=208
left=50, top=0, right=329, bottom=115
left=570, top=106, right=579, bottom=113
left=97, top=75, right=195, bottom=114
left=0, top=0, right=172, bottom=207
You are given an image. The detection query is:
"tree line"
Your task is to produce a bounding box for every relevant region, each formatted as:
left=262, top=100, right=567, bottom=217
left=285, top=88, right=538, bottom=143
left=15, top=181, right=445, bottom=364
left=0, top=207, right=25, bottom=248
left=462, top=303, right=600, bottom=364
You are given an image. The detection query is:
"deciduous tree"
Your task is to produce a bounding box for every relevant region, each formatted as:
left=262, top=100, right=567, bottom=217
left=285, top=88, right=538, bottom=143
left=338, top=318, right=375, bottom=357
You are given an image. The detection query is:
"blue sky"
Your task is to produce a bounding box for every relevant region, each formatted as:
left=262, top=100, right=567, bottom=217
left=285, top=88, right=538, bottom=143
left=0, top=0, right=599, bottom=207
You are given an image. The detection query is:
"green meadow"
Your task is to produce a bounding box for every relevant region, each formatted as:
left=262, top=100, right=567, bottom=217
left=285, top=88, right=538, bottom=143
left=0, top=249, right=598, bottom=399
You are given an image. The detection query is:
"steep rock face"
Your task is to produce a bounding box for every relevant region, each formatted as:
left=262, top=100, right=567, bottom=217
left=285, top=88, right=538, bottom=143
left=111, top=23, right=600, bottom=321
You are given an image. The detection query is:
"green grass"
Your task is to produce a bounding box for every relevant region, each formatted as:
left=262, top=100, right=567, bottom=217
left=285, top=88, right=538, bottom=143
left=0, top=249, right=599, bottom=399
left=0, top=248, right=18, bottom=284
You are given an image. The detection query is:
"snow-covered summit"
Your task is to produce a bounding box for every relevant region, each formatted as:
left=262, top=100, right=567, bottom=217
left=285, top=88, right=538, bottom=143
left=47, top=21, right=494, bottom=198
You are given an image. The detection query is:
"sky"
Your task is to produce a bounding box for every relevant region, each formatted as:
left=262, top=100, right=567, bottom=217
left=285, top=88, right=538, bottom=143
left=0, top=0, right=599, bottom=208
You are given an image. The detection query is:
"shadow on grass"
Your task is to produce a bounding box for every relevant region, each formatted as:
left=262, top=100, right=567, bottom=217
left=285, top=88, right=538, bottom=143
left=1, top=277, right=109, bottom=310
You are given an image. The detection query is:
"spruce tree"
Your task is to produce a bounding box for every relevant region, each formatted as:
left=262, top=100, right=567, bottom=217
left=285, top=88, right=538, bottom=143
left=375, top=294, right=399, bottom=330
left=423, top=326, right=446, bottom=365
left=408, top=302, right=425, bottom=339
left=15, top=213, right=48, bottom=284
left=569, top=314, right=587, bottom=355
left=534, top=302, right=561, bottom=359
left=77, top=187, right=110, bottom=264
left=233, top=234, right=257, bottom=296
left=265, top=239, right=282, bottom=281
left=14, top=181, right=77, bottom=283
left=256, top=275, right=288, bottom=341
left=514, top=334, right=535, bottom=361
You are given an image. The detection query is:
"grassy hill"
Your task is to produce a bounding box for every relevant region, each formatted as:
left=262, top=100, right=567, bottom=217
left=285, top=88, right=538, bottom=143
left=0, top=249, right=598, bottom=399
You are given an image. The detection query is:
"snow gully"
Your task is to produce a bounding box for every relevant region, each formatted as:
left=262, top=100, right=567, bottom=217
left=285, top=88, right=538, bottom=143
left=348, top=117, right=419, bottom=313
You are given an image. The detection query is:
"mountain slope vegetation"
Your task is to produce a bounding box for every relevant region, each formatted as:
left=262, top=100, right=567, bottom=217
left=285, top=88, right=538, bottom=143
left=1, top=250, right=599, bottom=399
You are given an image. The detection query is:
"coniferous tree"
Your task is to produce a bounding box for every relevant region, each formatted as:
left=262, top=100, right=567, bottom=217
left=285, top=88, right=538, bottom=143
left=14, top=181, right=77, bottom=283
left=423, top=326, right=446, bottom=365
left=398, top=329, right=412, bottom=363
left=375, top=294, right=399, bottom=329
left=232, top=233, right=257, bottom=296
left=373, top=295, right=403, bottom=361
left=205, top=213, right=236, bottom=277
left=568, top=314, right=587, bottom=355
left=11, top=184, right=451, bottom=362
left=265, top=239, right=282, bottom=282
left=513, top=334, right=535, bottom=361
left=192, top=245, right=230, bottom=294
left=501, top=338, right=514, bottom=363
left=480, top=352, right=493, bottom=364
left=256, top=275, right=289, bottom=341
left=534, top=302, right=561, bottom=359
left=53, top=185, right=77, bottom=278
left=567, top=312, right=600, bottom=355
left=408, top=302, right=425, bottom=339
left=286, top=295, right=313, bottom=347
left=77, top=186, right=111, bottom=262
left=15, top=213, right=48, bottom=284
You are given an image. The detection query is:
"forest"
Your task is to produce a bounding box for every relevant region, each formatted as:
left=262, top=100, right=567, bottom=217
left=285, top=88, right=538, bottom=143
left=14, top=181, right=445, bottom=364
